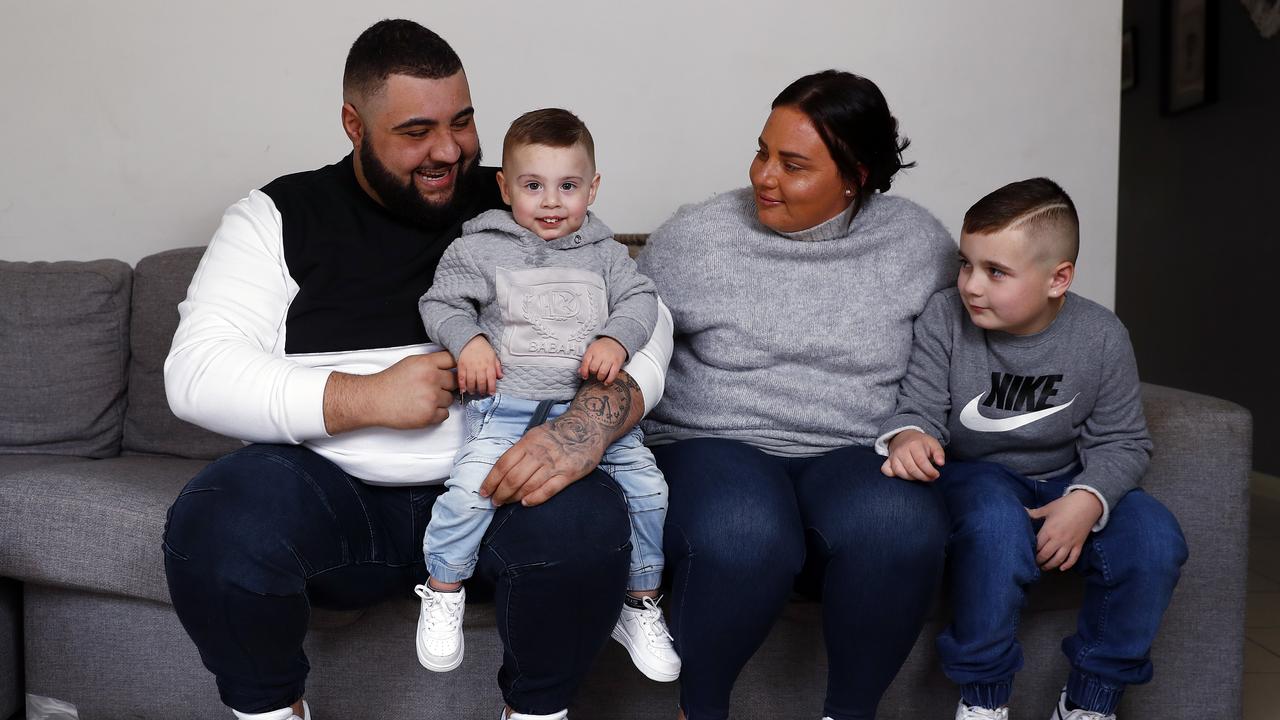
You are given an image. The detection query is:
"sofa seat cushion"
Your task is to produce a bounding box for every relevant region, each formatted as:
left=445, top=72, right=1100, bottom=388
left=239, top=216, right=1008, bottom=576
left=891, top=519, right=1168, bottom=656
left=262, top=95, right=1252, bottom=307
left=0, top=259, right=132, bottom=458
left=123, top=247, right=241, bottom=459
left=0, top=454, right=94, bottom=479
left=0, top=456, right=208, bottom=604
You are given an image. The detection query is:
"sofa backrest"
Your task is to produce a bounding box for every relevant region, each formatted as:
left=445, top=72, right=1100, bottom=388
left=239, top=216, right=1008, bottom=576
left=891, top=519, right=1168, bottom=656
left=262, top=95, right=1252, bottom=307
left=0, top=259, right=133, bottom=458
left=122, top=247, right=241, bottom=459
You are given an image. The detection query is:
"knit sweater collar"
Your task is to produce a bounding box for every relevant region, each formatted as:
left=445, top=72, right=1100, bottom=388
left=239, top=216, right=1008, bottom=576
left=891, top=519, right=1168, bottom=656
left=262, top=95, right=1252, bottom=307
left=777, top=197, right=861, bottom=242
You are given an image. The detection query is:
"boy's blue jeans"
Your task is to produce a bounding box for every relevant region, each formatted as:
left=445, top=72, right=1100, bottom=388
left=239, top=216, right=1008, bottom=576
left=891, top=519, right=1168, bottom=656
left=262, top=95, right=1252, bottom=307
left=425, top=393, right=668, bottom=592
left=935, top=460, right=1188, bottom=714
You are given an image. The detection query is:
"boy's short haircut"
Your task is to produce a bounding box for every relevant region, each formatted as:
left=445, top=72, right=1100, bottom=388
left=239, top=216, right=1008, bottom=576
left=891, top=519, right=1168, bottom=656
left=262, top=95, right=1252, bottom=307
left=503, top=108, right=595, bottom=169
left=343, top=19, right=463, bottom=102
left=963, top=177, right=1080, bottom=264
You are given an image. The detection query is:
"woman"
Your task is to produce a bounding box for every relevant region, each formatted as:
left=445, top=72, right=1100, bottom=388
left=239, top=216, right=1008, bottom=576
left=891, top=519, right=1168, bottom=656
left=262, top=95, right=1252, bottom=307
left=637, top=70, right=957, bottom=720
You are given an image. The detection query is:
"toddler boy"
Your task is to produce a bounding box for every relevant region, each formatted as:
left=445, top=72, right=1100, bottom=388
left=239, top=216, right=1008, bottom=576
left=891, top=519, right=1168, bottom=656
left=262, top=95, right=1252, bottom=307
left=877, top=178, right=1187, bottom=720
left=415, top=108, right=679, bottom=684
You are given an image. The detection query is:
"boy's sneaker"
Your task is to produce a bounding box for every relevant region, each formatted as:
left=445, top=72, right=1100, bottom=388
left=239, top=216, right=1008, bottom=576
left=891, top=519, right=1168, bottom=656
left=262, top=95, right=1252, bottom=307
left=1049, top=688, right=1116, bottom=720
left=956, top=700, right=1009, bottom=720
left=414, top=583, right=466, bottom=672
left=611, top=595, right=681, bottom=682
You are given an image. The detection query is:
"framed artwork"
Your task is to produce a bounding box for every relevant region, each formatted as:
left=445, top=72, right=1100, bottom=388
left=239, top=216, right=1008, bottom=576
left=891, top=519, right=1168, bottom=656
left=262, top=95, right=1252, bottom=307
left=1122, top=28, right=1138, bottom=91
left=1161, top=0, right=1218, bottom=114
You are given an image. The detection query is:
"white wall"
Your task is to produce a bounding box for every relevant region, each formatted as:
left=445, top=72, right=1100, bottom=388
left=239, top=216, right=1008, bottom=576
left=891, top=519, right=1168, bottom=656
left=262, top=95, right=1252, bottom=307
left=0, top=1, right=1122, bottom=305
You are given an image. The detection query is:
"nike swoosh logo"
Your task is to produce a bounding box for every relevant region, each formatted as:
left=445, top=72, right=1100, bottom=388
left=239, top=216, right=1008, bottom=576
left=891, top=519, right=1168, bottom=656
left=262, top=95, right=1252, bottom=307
left=959, top=392, right=1078, bottom=432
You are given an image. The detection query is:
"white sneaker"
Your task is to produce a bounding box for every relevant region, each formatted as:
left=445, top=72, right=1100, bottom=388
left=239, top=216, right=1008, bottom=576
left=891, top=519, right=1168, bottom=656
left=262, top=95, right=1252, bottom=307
left=500, top=709, right=568, bottom=720
left=611, top=595, right=681, bottom=682
left=414, top=583, right=466, bottom=672
left=1049, top=688, right=1116, bottom=720
left=232, top=701, right=311, bottom=720
left=956, top=700, right=1009, bottom=719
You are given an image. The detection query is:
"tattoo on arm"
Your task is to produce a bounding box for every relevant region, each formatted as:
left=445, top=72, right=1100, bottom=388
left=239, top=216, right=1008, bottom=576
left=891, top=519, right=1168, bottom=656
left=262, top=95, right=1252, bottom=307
left=546, top=372, right=642, bottom=449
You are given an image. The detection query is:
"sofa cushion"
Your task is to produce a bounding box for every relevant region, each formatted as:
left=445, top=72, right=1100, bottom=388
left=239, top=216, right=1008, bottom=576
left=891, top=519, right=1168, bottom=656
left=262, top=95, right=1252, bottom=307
left=0, top=454, right=92, bottom=479
left=0, top=259, right=132, bottom=458
left=123, top=247, right=241, bottom=459
left=0, top=456, right=208, bottom=604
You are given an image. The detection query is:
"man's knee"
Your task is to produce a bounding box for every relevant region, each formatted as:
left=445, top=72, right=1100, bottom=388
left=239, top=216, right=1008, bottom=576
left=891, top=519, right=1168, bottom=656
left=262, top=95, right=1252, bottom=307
left=164, top=445, right=336, bottom=595
left=481, top=470, right=632, bottom=571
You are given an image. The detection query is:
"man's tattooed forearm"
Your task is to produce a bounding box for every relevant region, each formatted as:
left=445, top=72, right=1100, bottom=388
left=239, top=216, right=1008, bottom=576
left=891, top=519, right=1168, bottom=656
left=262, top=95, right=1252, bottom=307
left=547, top=414, right=604, bottom=449
left=549, top=371, right=642, bottom=450
left=536, top=372, right=642, bottom=468
left=574, top=372, right=639, bottom=432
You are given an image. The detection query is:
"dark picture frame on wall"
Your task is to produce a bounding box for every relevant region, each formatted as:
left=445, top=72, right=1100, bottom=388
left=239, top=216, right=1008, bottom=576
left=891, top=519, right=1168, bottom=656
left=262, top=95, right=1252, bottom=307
left=1161, top=0, right=1219, bottom=114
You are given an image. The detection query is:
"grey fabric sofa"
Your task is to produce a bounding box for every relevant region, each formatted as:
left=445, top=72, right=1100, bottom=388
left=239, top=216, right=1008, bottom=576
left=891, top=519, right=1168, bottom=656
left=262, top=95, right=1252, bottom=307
left=0, top=245, right=1251, bottom=719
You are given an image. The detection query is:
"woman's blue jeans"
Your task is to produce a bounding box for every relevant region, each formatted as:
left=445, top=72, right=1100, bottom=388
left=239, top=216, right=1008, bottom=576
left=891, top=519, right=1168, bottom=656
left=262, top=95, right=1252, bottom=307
left=934, top=460, right=1188, bottom=714
left=162, top=443, right=630, bottom=715
left=652, top=438, right=948, bottom=720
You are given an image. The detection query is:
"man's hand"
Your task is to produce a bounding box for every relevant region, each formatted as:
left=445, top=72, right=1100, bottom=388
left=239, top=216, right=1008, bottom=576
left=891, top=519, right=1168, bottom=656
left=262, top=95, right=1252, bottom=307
left=457, top=335, right=502, bottom=396
left=480, top=371, right=643, bottom=507
left=1026, top=491, right=1103, bottom=572
left=580, top=337, right=626, bottom=384
left=323, top=351, right=457, bottom=434
left=881, top=429, right=946, bottom=481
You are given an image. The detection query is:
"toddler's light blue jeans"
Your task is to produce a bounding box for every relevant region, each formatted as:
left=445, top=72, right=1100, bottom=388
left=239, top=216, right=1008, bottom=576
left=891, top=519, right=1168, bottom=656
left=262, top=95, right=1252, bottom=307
left=424, top=393, right=667, bottom=592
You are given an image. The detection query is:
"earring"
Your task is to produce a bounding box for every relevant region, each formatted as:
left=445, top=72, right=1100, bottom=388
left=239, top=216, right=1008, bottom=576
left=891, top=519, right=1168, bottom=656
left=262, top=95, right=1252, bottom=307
left=844, top=189, right=853, bottom=197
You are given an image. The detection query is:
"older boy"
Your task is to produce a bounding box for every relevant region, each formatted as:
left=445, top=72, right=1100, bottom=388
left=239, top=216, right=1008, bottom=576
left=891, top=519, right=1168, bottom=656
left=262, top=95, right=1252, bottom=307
left=415, top=108, right=680, bottom=685
left=876, top=178, right=1187, bottom=720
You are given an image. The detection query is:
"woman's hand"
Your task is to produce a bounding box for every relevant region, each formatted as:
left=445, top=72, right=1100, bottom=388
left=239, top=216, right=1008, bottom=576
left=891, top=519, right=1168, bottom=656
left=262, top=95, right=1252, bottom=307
left=881, top=429, right=945, bottom=482
left=457, top=335, right=502, bottom=396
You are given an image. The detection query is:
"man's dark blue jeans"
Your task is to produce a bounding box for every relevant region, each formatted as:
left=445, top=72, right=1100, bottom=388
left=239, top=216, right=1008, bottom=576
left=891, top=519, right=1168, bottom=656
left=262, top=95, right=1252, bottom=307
left=934, top=460, right=1188, bottom=714
left=162, top=443, right=630, bottom=715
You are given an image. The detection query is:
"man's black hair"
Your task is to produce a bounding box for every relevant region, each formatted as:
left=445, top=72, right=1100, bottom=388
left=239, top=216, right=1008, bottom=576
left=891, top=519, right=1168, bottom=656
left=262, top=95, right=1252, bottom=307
left=343, top=19, right=463, bottom=100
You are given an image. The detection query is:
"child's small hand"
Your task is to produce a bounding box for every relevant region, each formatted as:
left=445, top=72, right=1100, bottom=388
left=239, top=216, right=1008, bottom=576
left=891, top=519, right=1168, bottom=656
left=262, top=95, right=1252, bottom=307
left=457, top=335, right=502, bottom=396
left=881, top=429, right=945, bottom=482
left=1026, top=491, right=1102, bottom=572
left=580, top=337, right=626, bottom=384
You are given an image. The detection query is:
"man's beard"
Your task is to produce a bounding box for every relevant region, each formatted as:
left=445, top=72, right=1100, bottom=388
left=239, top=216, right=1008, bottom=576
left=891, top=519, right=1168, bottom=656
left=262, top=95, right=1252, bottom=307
left=360, top=136, right=484, bottom=231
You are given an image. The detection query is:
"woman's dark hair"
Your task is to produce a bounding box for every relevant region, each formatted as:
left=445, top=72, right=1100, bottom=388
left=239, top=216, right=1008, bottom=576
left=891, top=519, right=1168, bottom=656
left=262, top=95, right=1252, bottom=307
left=772, top=70, right=914, bottom=196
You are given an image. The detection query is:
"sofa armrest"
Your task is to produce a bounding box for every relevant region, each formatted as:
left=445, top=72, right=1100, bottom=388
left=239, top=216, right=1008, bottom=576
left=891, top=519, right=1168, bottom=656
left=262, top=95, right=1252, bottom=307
left=1140, top=381, right=1252, bottom=529
left=1136, top=382, right=1251, bottom=714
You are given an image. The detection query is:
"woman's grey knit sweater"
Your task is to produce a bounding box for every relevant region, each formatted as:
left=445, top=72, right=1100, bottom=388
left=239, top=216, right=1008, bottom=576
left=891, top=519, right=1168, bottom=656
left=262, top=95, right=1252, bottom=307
left=637, top=187, right=956, bottom=456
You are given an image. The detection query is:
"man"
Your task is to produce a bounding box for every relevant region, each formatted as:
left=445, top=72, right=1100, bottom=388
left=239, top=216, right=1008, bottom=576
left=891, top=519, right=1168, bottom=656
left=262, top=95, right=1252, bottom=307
left=162, top=19, right=672, bottom=720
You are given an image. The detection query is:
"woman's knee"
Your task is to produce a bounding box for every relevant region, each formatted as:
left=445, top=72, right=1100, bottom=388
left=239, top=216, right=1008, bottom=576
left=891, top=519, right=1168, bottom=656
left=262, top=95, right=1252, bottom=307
left=666, top=504, right=806, bottom=589
left=659, top=439, right=803, bottom=580
left=814, top=472, right=949, bottom=561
